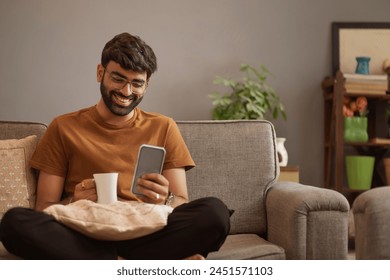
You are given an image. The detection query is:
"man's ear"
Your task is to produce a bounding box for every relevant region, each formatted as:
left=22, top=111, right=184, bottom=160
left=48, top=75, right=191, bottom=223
left=97, top=64, right=104, bottom=82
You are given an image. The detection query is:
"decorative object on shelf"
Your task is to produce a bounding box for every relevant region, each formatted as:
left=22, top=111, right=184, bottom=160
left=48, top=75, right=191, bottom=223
left=345, top=156, right=374, bottom=190
left=276, top=137, right=288, bottom=167
left=344, top=117, right=368, bottom=142
left=342, top=96, right=369, bottom=142
left=355, top=56, right=371, bottom=75
left=209, top=64, right=286, bottom=121
left=371, top=137, right=390, bottom=144
left=343, top=73, right=387, bottom=95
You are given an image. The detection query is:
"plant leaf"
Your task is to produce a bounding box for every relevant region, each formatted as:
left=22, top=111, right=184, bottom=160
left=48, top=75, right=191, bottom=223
left=210, top=63, right=286, bottom=120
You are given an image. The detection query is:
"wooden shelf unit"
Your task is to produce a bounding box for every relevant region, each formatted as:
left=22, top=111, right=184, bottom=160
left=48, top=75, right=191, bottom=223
left=323, top=71, right=390, bottom=201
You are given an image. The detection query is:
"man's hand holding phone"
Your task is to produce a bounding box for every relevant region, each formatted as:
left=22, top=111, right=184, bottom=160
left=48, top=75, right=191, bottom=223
left=131, top=144, right=167, bottom=204
left=135, top=173, right=169, bottom=204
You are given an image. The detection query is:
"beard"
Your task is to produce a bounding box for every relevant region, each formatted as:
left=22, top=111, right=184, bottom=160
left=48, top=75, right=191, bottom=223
left=100, top=82, right=143, bottom=116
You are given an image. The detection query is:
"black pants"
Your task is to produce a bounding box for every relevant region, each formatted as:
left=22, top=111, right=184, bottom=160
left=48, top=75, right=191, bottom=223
left=0, top=197, right=231, bottom=260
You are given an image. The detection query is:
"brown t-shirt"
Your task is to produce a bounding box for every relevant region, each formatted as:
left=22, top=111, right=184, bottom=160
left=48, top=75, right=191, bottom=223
left=30, top=106, right=195, bottom=200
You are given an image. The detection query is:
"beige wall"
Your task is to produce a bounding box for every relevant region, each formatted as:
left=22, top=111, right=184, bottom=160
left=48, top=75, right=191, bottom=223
left=1, top=0, right=389, bottom=187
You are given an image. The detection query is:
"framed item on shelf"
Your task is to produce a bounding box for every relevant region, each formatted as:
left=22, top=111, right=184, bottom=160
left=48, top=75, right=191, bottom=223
left=332, top=22, right=390, bottom=75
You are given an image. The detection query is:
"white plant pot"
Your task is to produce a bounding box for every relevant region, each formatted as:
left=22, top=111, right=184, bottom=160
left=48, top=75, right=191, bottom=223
left=276, top=137, right=288, bottom=167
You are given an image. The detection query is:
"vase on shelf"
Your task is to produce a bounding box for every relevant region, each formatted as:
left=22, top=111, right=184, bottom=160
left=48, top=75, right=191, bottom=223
left=345, top=156, right=374, bottom=190
left=344, top=116, right=368, bottom=142
left=276, top=137, right=288, bottom=167
left=355, top=56, right=371, bottom=75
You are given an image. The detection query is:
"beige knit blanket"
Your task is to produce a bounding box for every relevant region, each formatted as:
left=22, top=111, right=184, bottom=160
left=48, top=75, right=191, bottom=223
left=44, top=200, right=173, bottom=241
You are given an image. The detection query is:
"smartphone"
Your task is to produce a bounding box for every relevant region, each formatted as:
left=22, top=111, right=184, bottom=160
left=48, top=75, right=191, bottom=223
left=131, top=144, right=166, bottom=196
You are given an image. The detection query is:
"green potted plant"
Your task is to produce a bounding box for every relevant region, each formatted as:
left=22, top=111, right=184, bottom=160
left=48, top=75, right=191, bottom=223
left=209, top=63, right=288, bottom=165
left=209, top=63, right=286, bottom=120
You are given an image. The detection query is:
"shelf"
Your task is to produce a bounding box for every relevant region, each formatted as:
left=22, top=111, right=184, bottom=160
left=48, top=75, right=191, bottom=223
left=326, top=139, right=390, bottom=148
left=345, top=141, right=390, bottom=148
left=344, top=93, right=390, bottom=99
left=322, top=70, right=390, bottom=202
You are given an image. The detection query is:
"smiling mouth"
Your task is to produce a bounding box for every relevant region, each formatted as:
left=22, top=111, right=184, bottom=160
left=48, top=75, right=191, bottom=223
left=112, top=92, right=136, bottom=107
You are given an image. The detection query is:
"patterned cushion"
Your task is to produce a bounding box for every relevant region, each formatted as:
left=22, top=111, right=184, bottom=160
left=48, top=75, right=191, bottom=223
left=0, top=135, right=38, bottom=220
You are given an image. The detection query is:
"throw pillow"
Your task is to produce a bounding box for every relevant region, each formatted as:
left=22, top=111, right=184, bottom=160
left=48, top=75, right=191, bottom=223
left=43, top=199, right=173, bottom=241
left=0, top=135, right=38, bottom=220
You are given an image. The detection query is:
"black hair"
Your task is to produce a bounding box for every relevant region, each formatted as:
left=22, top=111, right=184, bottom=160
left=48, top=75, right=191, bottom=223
left=101, top=32, right=157, bottom=79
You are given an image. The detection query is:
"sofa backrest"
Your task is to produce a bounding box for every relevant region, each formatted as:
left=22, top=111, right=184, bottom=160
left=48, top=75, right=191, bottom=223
left=0, top=121, right=47, bottom=142
left=176, top=120, right=279, bottom=236
left=0, top=120, right=279, bottom=236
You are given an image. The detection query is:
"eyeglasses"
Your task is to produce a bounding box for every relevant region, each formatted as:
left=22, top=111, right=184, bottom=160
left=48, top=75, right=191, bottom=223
left=103, top=68, right=146, bottom=93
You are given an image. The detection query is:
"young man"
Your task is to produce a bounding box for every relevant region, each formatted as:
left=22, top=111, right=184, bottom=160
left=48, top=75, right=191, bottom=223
left=0, top=33, right=231, bottom=259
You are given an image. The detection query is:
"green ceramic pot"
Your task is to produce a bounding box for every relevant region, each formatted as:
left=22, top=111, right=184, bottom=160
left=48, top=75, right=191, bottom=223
left=345, top=156, right=374, bottom=190
left=344, top=117, right=368, bottom=142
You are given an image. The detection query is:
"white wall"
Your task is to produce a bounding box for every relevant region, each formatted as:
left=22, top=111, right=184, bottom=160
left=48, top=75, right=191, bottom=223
left=1, top=0, right=389, bottom=187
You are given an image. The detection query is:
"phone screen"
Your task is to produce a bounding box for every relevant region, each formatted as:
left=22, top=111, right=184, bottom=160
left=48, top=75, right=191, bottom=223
left=131, top=144, right=166, bottom=196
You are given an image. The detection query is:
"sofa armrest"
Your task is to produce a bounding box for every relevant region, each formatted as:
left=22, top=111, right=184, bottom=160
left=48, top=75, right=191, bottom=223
left=266, top=181, right=349, bottom=259
left=352, top=186, right=390, bottom=259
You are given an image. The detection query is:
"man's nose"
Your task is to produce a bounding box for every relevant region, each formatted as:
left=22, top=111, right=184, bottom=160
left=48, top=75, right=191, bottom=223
left=119, top=83, right=133, bottom=96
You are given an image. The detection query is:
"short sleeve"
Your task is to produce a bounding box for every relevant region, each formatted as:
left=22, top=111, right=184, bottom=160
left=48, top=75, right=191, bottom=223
left=163, top=119, right=195, bottom=171
left=29, top=119, right=68, bottom=177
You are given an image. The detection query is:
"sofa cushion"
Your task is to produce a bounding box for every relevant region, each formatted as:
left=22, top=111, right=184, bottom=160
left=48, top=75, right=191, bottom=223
left=0, top=121, right=47, bottom=142
left=176, top=121, right=278, bottom=236
left=353, top=186, right=390, bottom=259
left=207, top=234, right=285, bottom=260
left=0, top=135, right=38, bottom=220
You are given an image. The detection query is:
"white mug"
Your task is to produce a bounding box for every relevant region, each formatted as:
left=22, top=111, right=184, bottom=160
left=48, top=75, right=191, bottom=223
left=93, top=173, right=118, bottom=204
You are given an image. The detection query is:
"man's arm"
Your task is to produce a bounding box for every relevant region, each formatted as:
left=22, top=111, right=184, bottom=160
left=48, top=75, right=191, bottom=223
left=163, top=168, right=189, bottom=207
left=35, top=171, right=66, bottom=211
left=35, top=172, right=99, bottom=211
left=36, top=168, right=189, bottom=210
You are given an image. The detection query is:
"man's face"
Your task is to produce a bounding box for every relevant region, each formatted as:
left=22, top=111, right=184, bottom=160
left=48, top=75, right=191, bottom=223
left=98, top=62, right=148, bottom=116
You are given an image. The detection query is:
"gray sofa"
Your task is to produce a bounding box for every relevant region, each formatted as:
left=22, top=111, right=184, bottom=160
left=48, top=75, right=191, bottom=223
left=353, top=186, right=390, bottom=259
left=0, top=120, right=350, bottom=259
